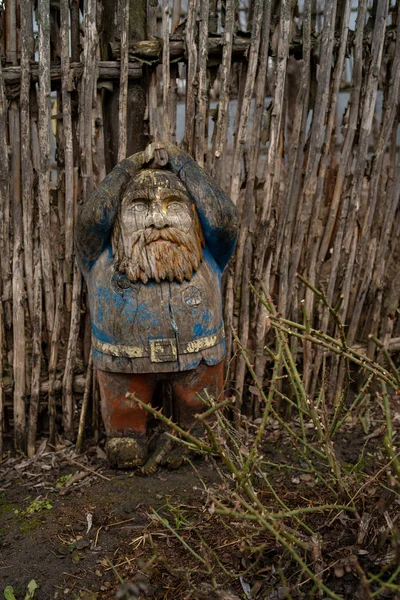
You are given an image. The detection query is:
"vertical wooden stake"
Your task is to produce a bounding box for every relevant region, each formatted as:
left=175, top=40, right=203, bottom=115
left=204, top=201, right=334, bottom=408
left=148, top=0, right=161, bottom=140
left=48, top=261, right=64, bottom=446
left=10, top=100, right=26, bottom=453
left=184, top=0, right=198, bottom=154
left=60, top=0, right=75, bottom=309
left=27, top=229, right=42, bottom=457
left=229, top=0, right=264, bottom=206
left=210, top=0, right=235, bottom=182
left=194, top=0, right=209, bottom=167
left=171, top=0, right=182, bottom=32
left=118, top=0, right=129, bottom=161
left=20, top=0, right=34, bottom=322
left=62, top=263, right=82, bottom=440
left=79, top=0, right=97, bottom=199
left=0, top=61, right=11, bottom=330
left=162, top=0, right=171, bottom=142
left=92, top=367, right=100, bottom=444
left=38, top=0, right=55, bottom=335
left=76, top=351, right=93, bottom=454
left=0, top=300, right=4, bottom=458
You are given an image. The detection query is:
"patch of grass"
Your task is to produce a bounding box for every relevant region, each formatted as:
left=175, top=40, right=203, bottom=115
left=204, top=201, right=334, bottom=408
left=14, top=499, right=53, bottom=518
left=55, top=473, right=73, bottom=488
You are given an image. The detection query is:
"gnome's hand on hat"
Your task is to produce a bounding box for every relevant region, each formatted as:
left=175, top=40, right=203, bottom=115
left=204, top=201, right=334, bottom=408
left=143, top=141, right=181, bottom=168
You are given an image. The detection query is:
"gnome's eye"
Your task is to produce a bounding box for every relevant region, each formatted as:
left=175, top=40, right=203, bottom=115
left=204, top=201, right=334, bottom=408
left=167, top=202, right=184, bottom=211
left=131, top=201, right=148, bottom=212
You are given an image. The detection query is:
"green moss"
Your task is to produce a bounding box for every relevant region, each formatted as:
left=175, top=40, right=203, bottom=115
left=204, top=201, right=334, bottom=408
left=20, top=518, right=40, bottom=533
left=0, top=495, right=17, bottom=519
left=0, top=494, right=48, bottom=534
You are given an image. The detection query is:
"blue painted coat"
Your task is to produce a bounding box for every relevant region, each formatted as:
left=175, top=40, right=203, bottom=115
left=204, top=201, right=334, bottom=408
left=75, top=149, right=239, bottom=373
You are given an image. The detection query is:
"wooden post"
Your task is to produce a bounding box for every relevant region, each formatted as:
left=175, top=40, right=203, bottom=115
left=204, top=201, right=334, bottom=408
left=148, top=0, right=161, bottom=140
left=0, top=300, right=3, bottom=458
left=229, top=0, right=264, bottom=206
left=37, top=0, right=55, bottom=336
left=27, top=229, right=42, bottom=457
left=210, top=0, right=235, bottom=182
left=162, top=0, right=171, bottom=142
left=234, top=0, right=272, bottom=406
left=184, top=0, right=198, bottom=155
left=20, top=0, right=34, bottom=322
left=60, top=0, right=75, bottom=310
left=118, top=0, right=130, bottom=161
left=101, top=0, right=148, bottom=171
left=194, top=0, right=209, bottom=167
left=0, top=54, right=11, bottom=333
left=10, top=100, right=26, bottom=453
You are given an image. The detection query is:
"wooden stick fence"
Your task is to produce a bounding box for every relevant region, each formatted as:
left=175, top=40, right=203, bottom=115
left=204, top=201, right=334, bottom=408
left=0, top=0, right=399, bottom=454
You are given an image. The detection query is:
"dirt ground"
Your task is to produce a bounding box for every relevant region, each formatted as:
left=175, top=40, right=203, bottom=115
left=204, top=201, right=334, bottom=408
left=0, top=442, right=224, bottom=600
left=1, top=411, right=400, bottom=600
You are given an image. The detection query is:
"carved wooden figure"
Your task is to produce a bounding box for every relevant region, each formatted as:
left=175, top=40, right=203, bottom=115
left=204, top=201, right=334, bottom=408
left=76, top=142, right=238, bottom=470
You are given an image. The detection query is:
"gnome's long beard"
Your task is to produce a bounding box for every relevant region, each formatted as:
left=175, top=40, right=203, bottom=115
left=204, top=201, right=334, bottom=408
left=113, top=225, right=204, bottom=284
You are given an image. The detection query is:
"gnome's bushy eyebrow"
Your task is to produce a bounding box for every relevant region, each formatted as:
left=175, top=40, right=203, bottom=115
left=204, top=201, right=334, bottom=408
left=124, top=188, right=189, bottom=203
left=124, top=189, right=151, bottom=200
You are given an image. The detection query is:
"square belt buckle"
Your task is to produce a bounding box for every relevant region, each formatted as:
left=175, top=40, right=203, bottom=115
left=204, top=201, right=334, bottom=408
left=149, top=338, right=178, bottom=363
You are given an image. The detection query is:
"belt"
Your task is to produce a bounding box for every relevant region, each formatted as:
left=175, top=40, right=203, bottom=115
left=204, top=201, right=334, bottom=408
left=92, top=326, right=225, bottom=364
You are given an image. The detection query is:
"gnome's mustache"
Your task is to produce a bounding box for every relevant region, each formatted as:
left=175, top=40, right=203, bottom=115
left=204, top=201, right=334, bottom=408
left=135, top=226, right=194, bottom=247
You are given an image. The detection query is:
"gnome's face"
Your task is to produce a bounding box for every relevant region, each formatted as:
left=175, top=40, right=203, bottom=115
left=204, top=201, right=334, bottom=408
left=112, top=169, right=204, bottom=284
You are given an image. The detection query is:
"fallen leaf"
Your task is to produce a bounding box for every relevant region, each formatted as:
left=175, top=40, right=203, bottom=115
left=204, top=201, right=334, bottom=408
left=25, top=579, right=39, bottom=600
left=3, top=586, right=17, bottom=600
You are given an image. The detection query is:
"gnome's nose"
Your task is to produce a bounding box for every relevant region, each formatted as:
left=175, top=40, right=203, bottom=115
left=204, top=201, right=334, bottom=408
left=146, top=204, right=167, bottom=229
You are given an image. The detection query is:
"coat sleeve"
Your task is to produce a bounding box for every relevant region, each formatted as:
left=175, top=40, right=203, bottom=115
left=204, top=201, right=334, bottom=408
left=168, top=149, right=239, bottom=271
left=75, top=152, right=144, bottom=273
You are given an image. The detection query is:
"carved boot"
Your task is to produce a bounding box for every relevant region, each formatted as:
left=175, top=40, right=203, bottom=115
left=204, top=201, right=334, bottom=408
left=97, top=370, right=155, bottom=469
left=106, top=435, right=148, bottom=469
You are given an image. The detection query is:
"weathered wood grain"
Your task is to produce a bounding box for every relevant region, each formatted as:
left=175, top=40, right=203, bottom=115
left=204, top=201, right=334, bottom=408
left=62, top=263, right=83, bottom=440
left=10, top=100, right=26, bottom=453
left=229, top=0, right=264, bottom=206
left=3, top=61, right=142, bottom=90
left=147, top=0, right=161, bottom=140
left=210, top=0, right=235, bottom=182
left=5, top=0, right=17, bottom=65
left=60, top=0, right=75, bottom=309
left=20, top=0, right=34, bottom=322
left=234, top=0, right=272, bottom=404
left=79, top=0, right=98, bottom=201
left=183, top=0, right=198, bottom=154
left=171, top=0, right=182, bottom=32
left=0, top=55, right=11, bottom=331
left=48, top=262, right=64, bottom=445
left=118, top=0, right=130, bottom=161
left=194, top=0, right=209, bottom=167
left=38, top=0, right=55, bottom=335
left=162, top=0, right=172, bottom=142
left=0, top=55, right=8, bottom=455
left=0, top=300, right=3, bottom=458
left=27, top=231, right=43, bottom=457
left=76, top=351, right=93, bottom=454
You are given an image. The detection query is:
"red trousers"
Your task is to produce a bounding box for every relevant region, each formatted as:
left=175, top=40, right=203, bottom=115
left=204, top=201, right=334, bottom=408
left=97, top=362, right=224, bottom=438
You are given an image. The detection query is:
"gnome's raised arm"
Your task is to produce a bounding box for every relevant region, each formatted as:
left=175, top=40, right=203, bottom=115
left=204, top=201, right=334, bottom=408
left=165, top=144, right=239, bottom=271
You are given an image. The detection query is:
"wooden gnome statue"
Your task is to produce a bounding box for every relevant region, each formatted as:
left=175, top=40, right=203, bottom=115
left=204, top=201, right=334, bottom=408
left=75, top=142, right=238, bottom=471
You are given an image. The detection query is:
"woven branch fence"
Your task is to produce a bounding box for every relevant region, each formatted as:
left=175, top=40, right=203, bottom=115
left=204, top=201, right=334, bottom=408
left=0, top=0, right=399, bottom=455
